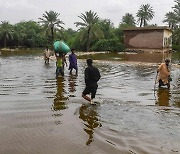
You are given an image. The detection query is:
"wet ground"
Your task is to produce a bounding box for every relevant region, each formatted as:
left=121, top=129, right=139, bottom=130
left=0, top=51, right=180, bottom=154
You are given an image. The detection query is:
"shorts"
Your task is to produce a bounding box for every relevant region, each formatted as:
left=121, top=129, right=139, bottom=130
left=69, top=64, right=77, bottom=70
left=159, top=79, right=169, bottom=87
left=56, top=67, right=64, bottom=77
left=82, top=84, right=98, bottom=99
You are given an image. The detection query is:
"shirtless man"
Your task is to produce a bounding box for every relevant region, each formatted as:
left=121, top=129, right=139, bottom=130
left=157, top=58, right=171, bottom=89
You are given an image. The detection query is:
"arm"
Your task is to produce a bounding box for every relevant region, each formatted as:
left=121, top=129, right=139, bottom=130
left=85, top=68, right=89, bottom=84
left=63, top=54, right=68, bottom=66
left=157, top=64, right=162, bottom=73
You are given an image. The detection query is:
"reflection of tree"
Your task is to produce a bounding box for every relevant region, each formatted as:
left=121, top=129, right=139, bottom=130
left=156, top=88, right=171, bottom=106
left=53, top=77, right=68, bottom=111
left=79, top=104, right=101, bottom=145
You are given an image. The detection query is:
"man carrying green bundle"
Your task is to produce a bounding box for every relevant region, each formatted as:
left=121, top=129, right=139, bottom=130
left=55, top=53, right=67, bottom=78
left=53, top=41, right=69, bottom=78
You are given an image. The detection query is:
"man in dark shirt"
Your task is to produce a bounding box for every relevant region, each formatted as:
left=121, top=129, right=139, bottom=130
left=82, top=58, right=101, bottom=104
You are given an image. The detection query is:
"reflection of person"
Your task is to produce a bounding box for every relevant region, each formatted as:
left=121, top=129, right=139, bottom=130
left=79, top=104, right=101, bottom=145
left=53, top=77, right=68, bottom=111
left=157, top=58, right=171, bottom=89
left=44, top=47, right=50, bottom=64
left=68, top=74, right=77, bottom=93
left=68, top=49, right=78, bottom=75
left=82, top=59, right=101, bottom=104
left=156, top=88, right=170, bottom=106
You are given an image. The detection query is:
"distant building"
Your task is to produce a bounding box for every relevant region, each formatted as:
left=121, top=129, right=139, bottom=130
left=123, top=26, right=172, bottom=52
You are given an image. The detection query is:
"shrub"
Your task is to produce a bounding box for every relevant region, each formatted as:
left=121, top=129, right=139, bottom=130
left=91, top=39, right=124, bottom=52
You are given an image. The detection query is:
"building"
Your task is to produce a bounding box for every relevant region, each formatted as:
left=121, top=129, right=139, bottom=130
left=123, top=26, right=172, bottom=52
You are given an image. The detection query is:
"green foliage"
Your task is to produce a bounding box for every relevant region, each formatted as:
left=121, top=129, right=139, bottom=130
left=56, top=28, right=77, bottom=42
left=173, top=0, right=180, bottom=22
left=97, top=19, right=115, bottom=39
left=163, top=12, right=178, bottom=29
left=137, top=4, right=154, bottom=27
left=0, top=21, right=14, bottom=47
left=75, top=10, right=104, bottom=51
left=91, top=38, right=124, bottom=52
left=39, top=10, right=64, bottom=43
left=68, top=32, right=87, bottom=51
left=13, top=21, right=47, bottom=48
left=172, top=44, right=180, bottom=51
left=122, top=13, right=136, bottom=26
left=173, top=28, right=180, bottom=46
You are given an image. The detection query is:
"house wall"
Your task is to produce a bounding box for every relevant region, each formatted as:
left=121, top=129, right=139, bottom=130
left=124, top=30, right=164, bottom=49
left=163, top=29, right=172, bottom=48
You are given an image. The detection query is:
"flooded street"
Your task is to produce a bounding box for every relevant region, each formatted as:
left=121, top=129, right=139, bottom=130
left=0, top=51, right=180, bottom=154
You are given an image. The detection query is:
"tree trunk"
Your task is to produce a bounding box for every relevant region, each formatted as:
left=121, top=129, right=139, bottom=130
left=140, top=18, right=143, bottom=27
left=86, top=28, right=91, bottom=52
left=51, top=26, right=54, bottom=42
left=4, top=37, right=7, bottom=48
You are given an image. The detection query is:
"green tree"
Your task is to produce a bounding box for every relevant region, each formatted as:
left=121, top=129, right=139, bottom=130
left=122, top=13, right=136, bottom=26
left=13, top=21, right=46, bottom=48
left=98, top=19, right=115, bottom=39
left=91, top=38, right=124, bottom=52
left=137, top=4, right=154, bottom=27
left=163, top=12, right=177, bottom=29
left=74, top=10, right=104, bottom=51
left=173, top=28, right=180, bottom=45
left=0, top=21, right=14, bottom=48
left=39, top=10, right=64, bottom=42
left=173, top=0, right=180, bottom=24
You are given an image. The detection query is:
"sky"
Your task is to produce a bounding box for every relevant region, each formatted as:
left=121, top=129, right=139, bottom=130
left=0, top=0, right=176, bottom=30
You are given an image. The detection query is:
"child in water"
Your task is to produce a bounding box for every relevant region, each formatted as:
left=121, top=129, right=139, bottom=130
left=55, top=53, right=67, bottom=78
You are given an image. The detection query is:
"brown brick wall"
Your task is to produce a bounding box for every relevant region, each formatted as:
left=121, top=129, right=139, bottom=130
left=124, top=30, right=164, bottom=49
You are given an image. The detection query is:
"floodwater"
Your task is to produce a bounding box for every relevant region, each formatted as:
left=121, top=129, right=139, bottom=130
left=0, top=51, right=180, bottom=154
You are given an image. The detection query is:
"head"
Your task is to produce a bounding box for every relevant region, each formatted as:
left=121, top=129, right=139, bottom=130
left=71, top=48, right=75, bottom=54
left=86, top=58, right=93, bottom=66
left=165, top=58, right=170, bottom=65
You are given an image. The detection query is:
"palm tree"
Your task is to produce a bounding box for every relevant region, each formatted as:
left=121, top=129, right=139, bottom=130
left=74, top=10, right=104, bottom=51
left=173, top=0, right=180, bottom=24
left=137, top=4, right=154, bottom=27
left=163, top=12, right=177, bottom=29
left=39, top=10, right=64, bottom=42
left=122, top=13, right=136, bottom=26
left=173, top=28, right=180, bottom=46
left=0, top=21, right=14, bottom=48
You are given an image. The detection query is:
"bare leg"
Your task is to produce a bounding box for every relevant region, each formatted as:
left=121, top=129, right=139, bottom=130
left=76, top=69, right=78, bottom=76
left=82, top=94, right=91, bottom=102
left=69, top=69, right=72, bottom=74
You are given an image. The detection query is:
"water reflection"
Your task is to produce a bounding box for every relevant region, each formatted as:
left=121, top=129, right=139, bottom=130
left=78, top=52, right=175, bottom=63
left=79, top=104, right=101, bottom=145
left=68, top=74, right=77, bottom=97
left=52, top=77, right=68, bottom=111
left=156, top=88, right=171, bottom=106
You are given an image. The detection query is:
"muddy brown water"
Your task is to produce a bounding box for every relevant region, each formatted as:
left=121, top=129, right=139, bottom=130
left=0, top=51, right=180, bottom=154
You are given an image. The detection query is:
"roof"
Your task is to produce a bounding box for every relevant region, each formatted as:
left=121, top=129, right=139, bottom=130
left=123, top=26, right=172, bottom=32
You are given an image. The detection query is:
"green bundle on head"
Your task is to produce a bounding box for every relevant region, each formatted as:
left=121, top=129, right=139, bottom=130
left=53, top=41, right=70, bottom=54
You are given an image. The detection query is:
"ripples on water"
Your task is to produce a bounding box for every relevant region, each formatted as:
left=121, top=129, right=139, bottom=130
left=0, top=51, right=180, bottom=153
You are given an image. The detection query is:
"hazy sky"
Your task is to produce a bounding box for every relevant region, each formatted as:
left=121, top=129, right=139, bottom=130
left=0, top=0, right=175, bottom=30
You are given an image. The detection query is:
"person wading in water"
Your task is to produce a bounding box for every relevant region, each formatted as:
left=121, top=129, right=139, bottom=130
left=82, top=58, right=101, bottom=104
left=156, top=58, right=171, bottom=89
